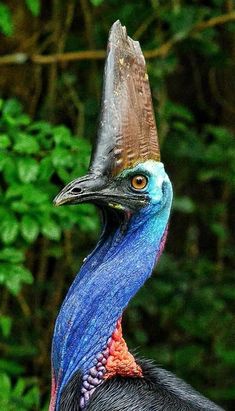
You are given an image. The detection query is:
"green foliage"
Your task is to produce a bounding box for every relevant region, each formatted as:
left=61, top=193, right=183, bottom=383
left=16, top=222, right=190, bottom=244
left=0, top=2, right=13, bottom=36
left=25, top=0, right=41, bottom=16
left=90, top=0, right=104, bottom=6
left=0, top=98, right=98, bottom=408
left=0, top=97, right=97, bottom=294
left=0, top=373, right=40, bottom=410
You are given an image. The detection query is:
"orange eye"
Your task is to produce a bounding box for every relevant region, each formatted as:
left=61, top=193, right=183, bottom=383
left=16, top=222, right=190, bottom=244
left=131, top=175, right=148, bottom=190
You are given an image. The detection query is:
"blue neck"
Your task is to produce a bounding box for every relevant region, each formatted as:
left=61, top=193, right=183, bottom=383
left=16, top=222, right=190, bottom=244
left=52, top=192, right=172, bottom=406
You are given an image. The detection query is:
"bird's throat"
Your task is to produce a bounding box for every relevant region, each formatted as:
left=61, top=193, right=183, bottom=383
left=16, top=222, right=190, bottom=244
left=51, top=205, right=171, bottom=410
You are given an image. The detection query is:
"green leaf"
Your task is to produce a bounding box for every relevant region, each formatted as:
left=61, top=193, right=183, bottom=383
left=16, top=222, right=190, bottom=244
left=12, top=377, right=27, bottom=397
left=51, top=146, right=72, bottom=168
left=0, top=264, right=33, bottom=295
left=25, top=0, right=41, bottom=16
left=21, top=215, right=39, bottom=243
left=17, top=158, right=39, bottom=183
left=0, top=3, right=13, bottom=36
left=0, top=248, right=24, bottom=263
left=5, top=183, right=25, bottom=199
left=0, top=151, right=7, bottom=171
left=0, top=373, right=11, bottom=398
left=0, top=316, right=12, bottom=337
left=2, top=157, right=18, bottom=183
left=13, top=133, right=40, bottom=154
left=0, top=359, right=24, bottom=375
left=42, top=219, right=61, bottom=241
left=38, top=157, right=54, bottom=181
left=53, top=125, right=72, bottom=146
left=90, top=0, right=104, bottom=5
left=10, top=200, right=29, bottom=214
left=1, top=219, right=19, bottom=244
left=0, top=134, right=11, bottom=149
left=173, top=196, right=196, bottom=213
left=2, top=98, right=22, bottom=117
left=21, top=184, right=49, bottom=205
left=22, top=385, right=40, bottom=406
left=211, top=222, right=228, bottom=240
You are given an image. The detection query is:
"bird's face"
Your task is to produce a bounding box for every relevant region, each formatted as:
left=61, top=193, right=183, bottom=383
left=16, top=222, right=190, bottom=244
left=54, top=160, right=172, bottom=217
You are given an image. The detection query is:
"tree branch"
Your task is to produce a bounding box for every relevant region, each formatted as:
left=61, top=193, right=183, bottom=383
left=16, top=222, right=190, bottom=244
left=31, top=49, right=106, bottom=64
left=0, top=11, right=234, bottom=65
left=193, top=10, right=235, bottom=32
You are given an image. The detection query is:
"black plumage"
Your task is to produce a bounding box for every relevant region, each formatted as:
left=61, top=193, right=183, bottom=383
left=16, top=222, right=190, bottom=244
left=60, top=359, right=224, bottom=411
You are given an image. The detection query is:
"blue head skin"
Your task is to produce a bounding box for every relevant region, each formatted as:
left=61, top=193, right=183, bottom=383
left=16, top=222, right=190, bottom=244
left=51, top=160, right=173, bottom=409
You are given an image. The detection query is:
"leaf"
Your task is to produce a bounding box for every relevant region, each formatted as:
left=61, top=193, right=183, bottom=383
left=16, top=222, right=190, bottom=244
left=211, top=222, right=228, bottom=240
left=0, top=3, right=13, bottom=36
left=0, top=359, right=24, bottom=375
left=21, top=184, right=48, bottom=205
left=0, top=373, right=11, bottom=397
left=0, top=134, right=11, bottom=149
left=11, top=377, right=26, bottom=397
left=28, top=121, right=53, bottom=149
left=10, top=200, right=29, bottom=214
left=17, top=157, right=39, bottom=183
left=0, top=264, right=33, bottom=295
left=13, top=133, right=40, bottom=154
left=164, top=101, right=194, bottom=122
left=215, top=343, right=235, bottom=366
left=5, top=183, right=25, bottom=199
left=53, top=125, right=72, bottom=146
left=173, top=196, right=196, bottom=213
left=0, top=151, right=7, bottom=171
left=2, top=98, right=22, bottom=118
left=22, top=385, right=40, bottom=406
left=38, top=157, right=54, bottom=181
left=21, top=215, right=39, bottom=243
left=2, top=157, right=18, bottom=184
left=0, top=316, right=12, bottom=338
left=51, top=146, right=72, bottom=168
left=90, top=0, right=104, bottom=5
left=1, top=219, right=19, bottom=244
left=25, top=0, right=41, bottom=16
left=42, top=219, right=61, bottom=241
left=0, top=248, right=24, bottom=263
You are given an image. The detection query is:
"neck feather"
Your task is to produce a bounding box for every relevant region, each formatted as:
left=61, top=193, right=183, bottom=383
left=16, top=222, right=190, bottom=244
left=51, top=203, right=170, bottom=408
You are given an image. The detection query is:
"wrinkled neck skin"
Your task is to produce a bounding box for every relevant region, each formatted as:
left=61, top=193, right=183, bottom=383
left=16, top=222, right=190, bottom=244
left=50, top=165, right=173, bottom=410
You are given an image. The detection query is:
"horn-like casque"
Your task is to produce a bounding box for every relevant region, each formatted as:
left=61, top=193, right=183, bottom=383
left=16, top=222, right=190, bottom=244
left=89, top=20, right=160, bottom=177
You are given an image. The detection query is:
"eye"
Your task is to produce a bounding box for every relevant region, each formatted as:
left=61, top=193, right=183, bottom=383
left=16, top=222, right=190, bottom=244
left=131, top=175, right=148, bottom=190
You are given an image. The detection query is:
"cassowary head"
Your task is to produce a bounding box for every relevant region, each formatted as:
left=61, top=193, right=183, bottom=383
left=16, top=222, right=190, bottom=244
left=54, top=20, right=172, bottom=218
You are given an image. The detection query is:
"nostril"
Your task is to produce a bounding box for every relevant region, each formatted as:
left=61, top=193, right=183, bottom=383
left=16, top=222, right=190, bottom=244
left=71, top=186, right=83, bottom=194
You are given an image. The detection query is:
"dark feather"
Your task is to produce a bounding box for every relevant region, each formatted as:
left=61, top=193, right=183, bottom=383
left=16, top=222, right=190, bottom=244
left=60, top=359, right=224, bottom=411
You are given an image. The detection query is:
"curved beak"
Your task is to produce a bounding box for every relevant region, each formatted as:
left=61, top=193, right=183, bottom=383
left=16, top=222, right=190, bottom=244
left=53, top=173, right=148, bottom=211
left=53, top=174, right=107, bottom=207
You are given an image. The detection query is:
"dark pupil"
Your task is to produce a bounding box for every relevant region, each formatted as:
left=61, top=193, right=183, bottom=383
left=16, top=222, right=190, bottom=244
left=136, top=177, right=143, bottom=185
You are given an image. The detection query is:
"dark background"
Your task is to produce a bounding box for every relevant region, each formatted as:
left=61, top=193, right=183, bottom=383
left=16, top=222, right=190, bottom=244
left=0, top=1, right=234, bottom=410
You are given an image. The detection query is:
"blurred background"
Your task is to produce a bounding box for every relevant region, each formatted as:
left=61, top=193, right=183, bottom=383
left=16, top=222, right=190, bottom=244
left=0, top=0, right=234, bottom=410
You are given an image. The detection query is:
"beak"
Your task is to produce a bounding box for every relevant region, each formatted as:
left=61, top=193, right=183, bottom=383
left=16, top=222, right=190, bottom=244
left=53, top=174, right=107, bottom=207
left=53, top=173, right=148, bottom=211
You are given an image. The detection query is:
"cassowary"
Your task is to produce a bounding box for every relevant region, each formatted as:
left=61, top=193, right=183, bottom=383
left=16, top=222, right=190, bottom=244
left=50, top=21, right=224, bottom=411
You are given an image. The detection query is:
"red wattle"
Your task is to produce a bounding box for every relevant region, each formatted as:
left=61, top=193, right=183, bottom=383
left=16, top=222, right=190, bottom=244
left=104, top=318, right=142, bottom=379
